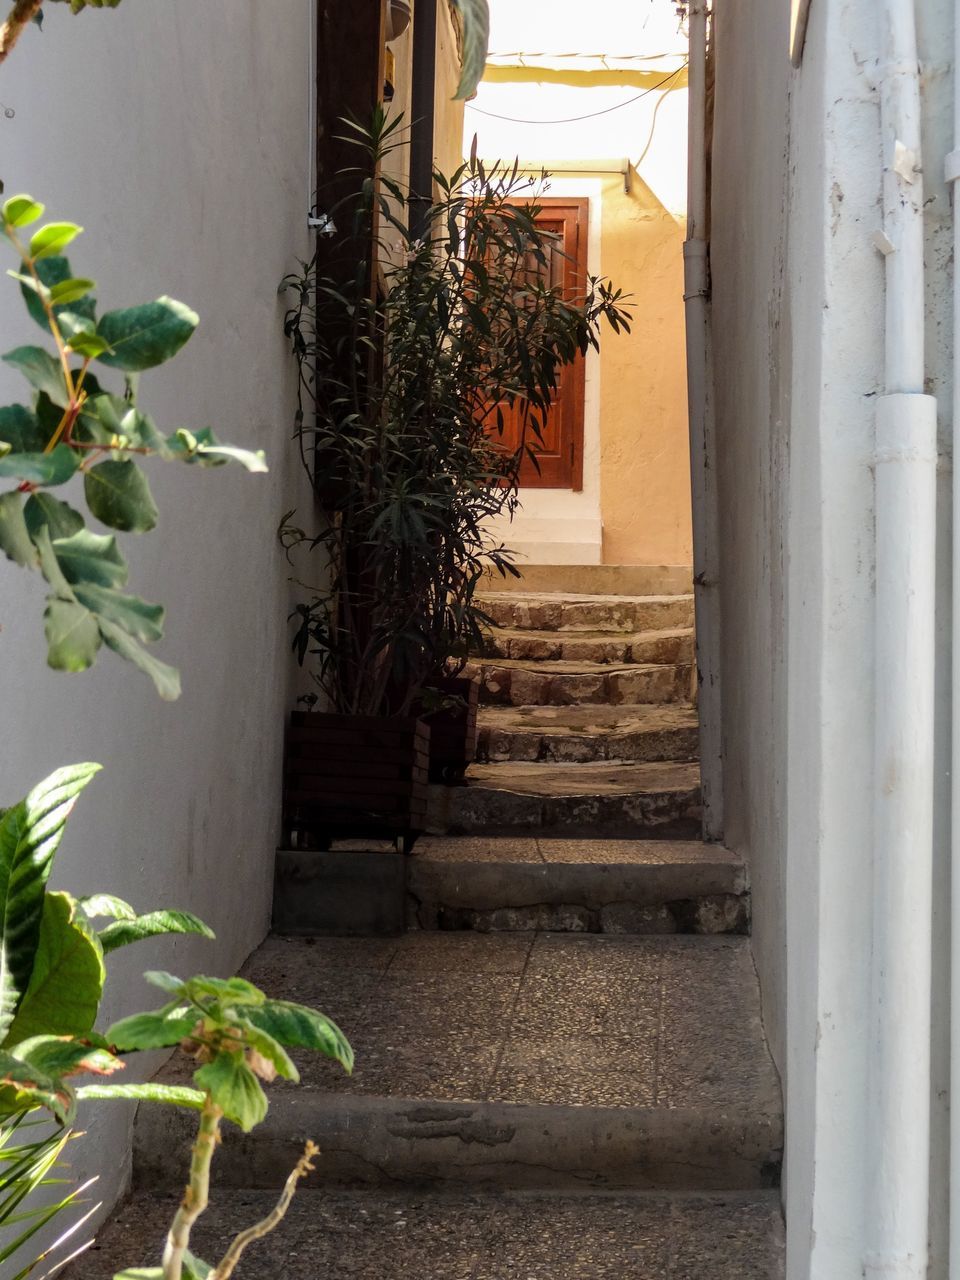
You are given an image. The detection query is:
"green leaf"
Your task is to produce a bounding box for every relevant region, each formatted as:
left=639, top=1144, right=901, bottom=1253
left=96, top=298, right=198, bottom=372
left=0, top=765, right=100, bottom=1041
left=76, top=1082, right=205, bottom=1109
left=29, top=224, right=82, bottom=261
left=169, top=429, right=268, bottom=473
left=24, top=493, right=85, bottom=543
left=76, top=894, right=135, bottom=921
left=182, top=1252, right=212, bottom=1280
left=451, top=0, right=490, bottom=99
left=235, top=1019, right=298, bottom=1082
left=97, top=619, right=181, bottom=701
left=182, top=975, right=264, bottom=1007
left=72, top=584, right=164, bottom=643
left=66, top=332, right=113, bottom=359
left=2, top=197, right=45, bottom=229
left=106, top=1009, right=197, bottom=1051
left=143, top=971, right=186, bottom=996
left=4, top=892, right=106, bottom=1044
left=48, top=278, right=94, bottom=307
left=0, top=493, right=38, bottom=569
left=248, top=1001, right=353, bottom=1073
left=84, top=460, right=158, bottom=532
left=194, top=1052, right=267, bottom=1132
left=0, top=1051, right=72, bottom=1125
left=52, top=528, right=128, bottom=588
left=0, top=404, right=44, bottom=452
left=2, top=347, right=68, bottom=408
left=13, top=1034, right=123, bottom=1081
left=99, top=910, right=213, bottom=956
left=44, top=598, right=101, bottom=673
left=114, top=1272, right=163, bottom=1280
left=19, top=256, right=97, bottom=332
left=0, top=445, right=79, bottom=487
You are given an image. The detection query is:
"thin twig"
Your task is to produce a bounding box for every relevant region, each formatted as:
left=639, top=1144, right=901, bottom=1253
left=212, top=1141, right=319, bottom=1280
left=0, top=0, right=42, bottom=65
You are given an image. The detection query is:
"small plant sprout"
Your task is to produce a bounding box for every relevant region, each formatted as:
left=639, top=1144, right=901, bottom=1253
left=105, top=972, right=353, bottom=1280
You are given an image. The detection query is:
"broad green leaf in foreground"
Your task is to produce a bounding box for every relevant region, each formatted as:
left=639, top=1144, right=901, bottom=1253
left=0, top=766, right=100, bottom=1041
left=4, top=892, right=106, bottom=1044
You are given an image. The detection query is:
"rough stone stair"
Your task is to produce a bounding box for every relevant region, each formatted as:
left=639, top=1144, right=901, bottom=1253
left=73, top=568, right=784, bottom=1279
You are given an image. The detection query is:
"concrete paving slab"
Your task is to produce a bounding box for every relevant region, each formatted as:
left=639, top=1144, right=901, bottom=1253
left=132, top=934, right=781, bottom=1192
left=70, top=1190, right=784, bottom=1280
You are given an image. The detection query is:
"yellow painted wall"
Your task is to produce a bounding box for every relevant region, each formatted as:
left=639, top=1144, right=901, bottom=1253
left=598, top=173, right=692, bottom=565
left=463, top=44, right=693, bottom=567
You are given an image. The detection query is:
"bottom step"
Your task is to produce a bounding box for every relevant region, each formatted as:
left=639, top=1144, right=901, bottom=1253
left=73, top=1189, right=784, bottom=1279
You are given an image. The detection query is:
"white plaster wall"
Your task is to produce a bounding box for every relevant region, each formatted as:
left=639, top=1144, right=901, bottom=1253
left=713, top=0, right=955, bottom=1275
left=0, top=0, right=313, bottom=1232
left=709, top=0, right=791, bottom=1116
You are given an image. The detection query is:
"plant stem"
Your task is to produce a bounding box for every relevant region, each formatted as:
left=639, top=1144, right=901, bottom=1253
left=0, top=0, right=41, bottom=65
left=162, top=1097, right=222, bottom=1280
left=212, top=1141, right=318, bottom=1279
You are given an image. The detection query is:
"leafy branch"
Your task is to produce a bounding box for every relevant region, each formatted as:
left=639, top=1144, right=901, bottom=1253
left=0, top=195, right=268, bottom=699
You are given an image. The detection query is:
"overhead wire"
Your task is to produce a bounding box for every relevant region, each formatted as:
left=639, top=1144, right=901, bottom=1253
left=464, top=64, right=687, bottom=126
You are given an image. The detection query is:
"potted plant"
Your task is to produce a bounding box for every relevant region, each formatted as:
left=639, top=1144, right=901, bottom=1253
left=280, top=112, right=630, bottom=847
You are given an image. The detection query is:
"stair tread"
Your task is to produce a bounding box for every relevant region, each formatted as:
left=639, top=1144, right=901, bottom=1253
left=464, top=761, right=701, bottom=797
left=411, top=835, right=738, bottom=866
left=479, top=704, right=698, bottom=735
left=487, top=624, right=694, bottom=643
left=152, top=933, right=780, bottom=1113
left=75, top=1189, right=784, bottom=1279
left=479, top=592, right=695, bottom=606
left=475, top=657, right=687, bottom=675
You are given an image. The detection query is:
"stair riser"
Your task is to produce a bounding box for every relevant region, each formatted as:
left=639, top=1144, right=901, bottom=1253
left=484, top=632, right=695, bottom=665
left=478, top=723, right=700, bottom=764
left=407, top=857, right=749, bottom=934
left=427, top=785, right=703, bottom=839
left=469, top=663, right=693, bottom=708
left=480, top=598, right=695, bottom=633
left=133, top=1095, right=781, bottom=1193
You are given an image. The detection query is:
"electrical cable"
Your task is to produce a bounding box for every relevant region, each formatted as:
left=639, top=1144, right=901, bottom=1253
left=465, top=64, right=686, bottom=126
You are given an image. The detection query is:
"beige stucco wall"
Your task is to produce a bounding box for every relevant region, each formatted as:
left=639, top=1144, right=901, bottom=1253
left=598, top=174, right=692, bottom=565
left=464, top=50, right=692, bottom=567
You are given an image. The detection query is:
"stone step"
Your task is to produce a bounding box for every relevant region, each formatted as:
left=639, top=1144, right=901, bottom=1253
left=483, top=624, right=694, bottom=665
left=75, top=1189, right=784, bottom=1280
left=478, top=704, right=700, bottom=764
left=466, top=657, right=692, bottom=707
left=273, top=836, right=747, bottom=936
left=479, top=592, right=695, bottom=634
left=484, top=562, right=694, bottom=596
left=406, top=837, right=749, bottom=934
left=427, top=762, right=702, bottom=838
left=132, top=934, right=783, bottom=1194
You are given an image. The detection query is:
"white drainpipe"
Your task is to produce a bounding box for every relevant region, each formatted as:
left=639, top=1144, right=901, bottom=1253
left=683, top=0, right=724, bottom=840
left=864, top=1, right=939, bottom=1276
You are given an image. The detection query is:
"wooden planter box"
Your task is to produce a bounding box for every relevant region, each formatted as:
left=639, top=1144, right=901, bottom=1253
left=283, top=711, right=430, bottom=852
left=414, top=676, right=480, bottom=784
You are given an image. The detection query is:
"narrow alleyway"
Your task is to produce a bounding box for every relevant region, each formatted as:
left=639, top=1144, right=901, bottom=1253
left=75, top=569, right=784, bottom=1278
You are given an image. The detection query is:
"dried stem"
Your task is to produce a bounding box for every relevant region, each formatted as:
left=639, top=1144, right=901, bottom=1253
left=0, top=0, right=42, bottom=65
left=212, top=1141, right=319, bottom=1280
left=162, top=1098, right=222, bottom=1280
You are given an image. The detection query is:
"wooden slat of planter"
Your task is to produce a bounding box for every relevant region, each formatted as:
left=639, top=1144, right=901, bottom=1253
left=286, top=760, right=423, bottom=782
